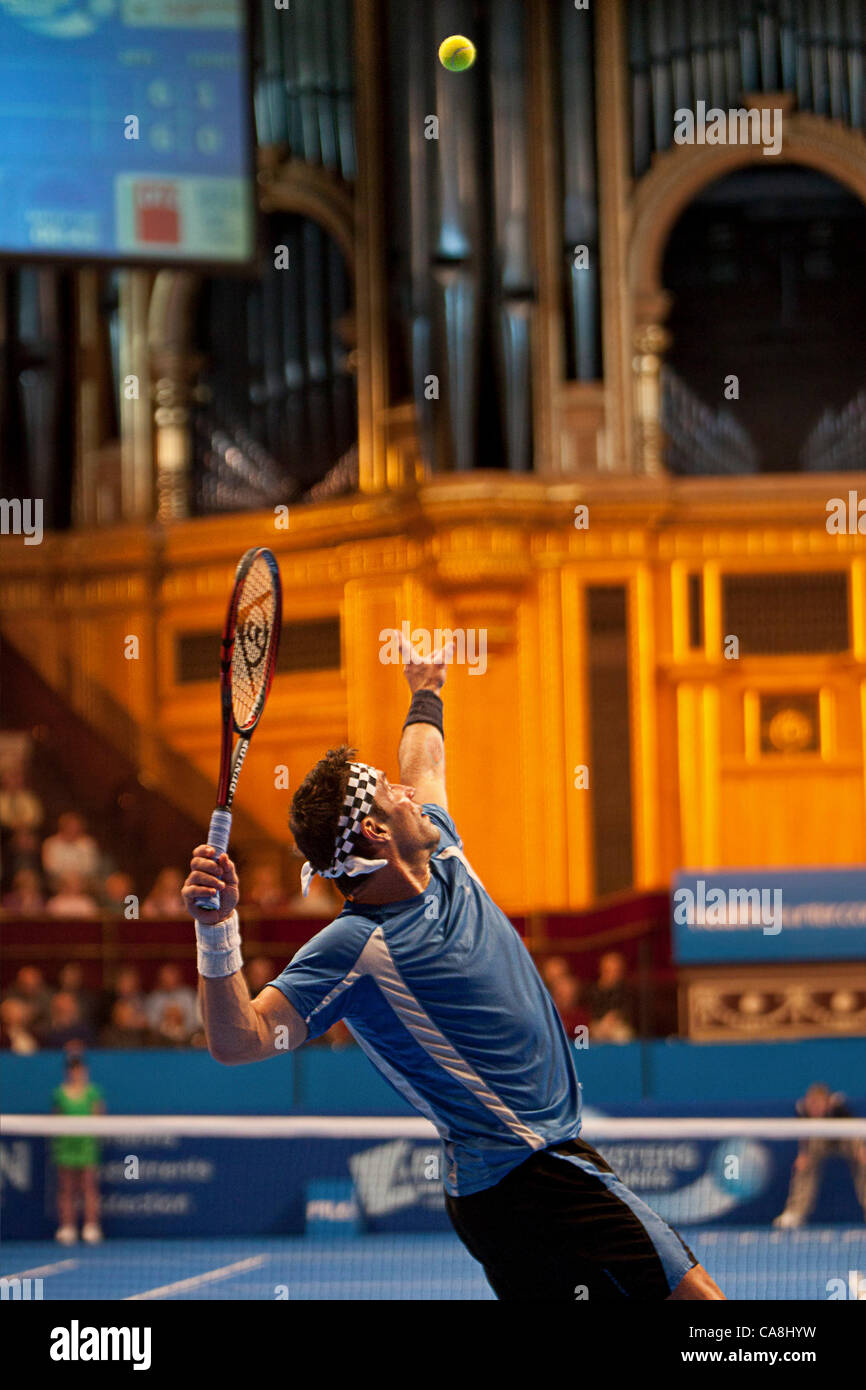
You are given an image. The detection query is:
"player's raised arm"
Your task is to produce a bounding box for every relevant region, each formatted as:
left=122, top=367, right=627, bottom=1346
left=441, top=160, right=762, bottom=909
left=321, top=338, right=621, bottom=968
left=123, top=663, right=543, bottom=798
left=182, top=847, right=307, bottom=1063
left=397, top=637, right=450, bottom=810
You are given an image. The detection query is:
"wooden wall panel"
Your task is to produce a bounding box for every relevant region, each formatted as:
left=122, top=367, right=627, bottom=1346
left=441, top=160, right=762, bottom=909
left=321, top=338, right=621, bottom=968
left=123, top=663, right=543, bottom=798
left=3, top=476, right=866, bottom=911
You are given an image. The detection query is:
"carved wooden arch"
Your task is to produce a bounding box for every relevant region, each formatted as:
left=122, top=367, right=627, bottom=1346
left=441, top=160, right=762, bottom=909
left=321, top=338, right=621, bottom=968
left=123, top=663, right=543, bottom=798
left=625, top=108, right=866, bottom=472
left=146, top=157, right=357, bottom=367
left=257, top=154, right=357, bottom=279
left=630, top=108, right=866, bottom=325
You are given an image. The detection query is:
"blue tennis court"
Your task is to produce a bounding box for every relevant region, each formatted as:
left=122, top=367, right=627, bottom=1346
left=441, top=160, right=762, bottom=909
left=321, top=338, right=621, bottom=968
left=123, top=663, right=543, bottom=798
left=2, top=1228, right=863, bottom=1300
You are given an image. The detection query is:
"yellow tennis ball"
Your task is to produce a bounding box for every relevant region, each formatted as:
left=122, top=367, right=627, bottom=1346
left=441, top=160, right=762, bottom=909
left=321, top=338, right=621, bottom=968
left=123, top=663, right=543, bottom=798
left=439, top=35, right=477, bottom=72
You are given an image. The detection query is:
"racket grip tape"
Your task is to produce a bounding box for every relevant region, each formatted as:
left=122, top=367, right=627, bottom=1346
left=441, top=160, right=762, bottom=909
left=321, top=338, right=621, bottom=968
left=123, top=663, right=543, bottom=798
left=193, top=809, right=233, bottom=913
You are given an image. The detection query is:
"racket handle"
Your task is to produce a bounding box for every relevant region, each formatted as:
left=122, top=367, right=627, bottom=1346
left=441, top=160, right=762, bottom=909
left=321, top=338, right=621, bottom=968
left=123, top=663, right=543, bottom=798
left=194, top=809, right=233, bottom=913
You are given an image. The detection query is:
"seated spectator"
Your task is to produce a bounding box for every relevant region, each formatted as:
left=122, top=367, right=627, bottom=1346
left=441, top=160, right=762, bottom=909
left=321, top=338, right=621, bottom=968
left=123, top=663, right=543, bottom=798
left=43, top=991, right=95, bottom=1050
left=56, top=962, right=98, bottom=1029
left=587, top=951, right=636, bottom=1043
left=540, top=955, right=572, bottom=989
left=5, top=965, right=52, bottom=1037
left=0, top=997, right=39, bottom=1053
left=96, top=965, right=147, bottom=1033
left=244, top=955, right=277, bottom=997
left=100, top=999, right=154, bottom=1049
left=5, top=827, right=43, bottom=886
left=246, top=863, right=290, bottom=913
left=2, top=867, right=46, bottom=914
left=152, top=1002, right=192, bottom=1048
left=42, top=812, right=100, bottom=890
left=112, top=965, right=147, bottom=1012
left=99, top=870, right=137, bottom=916
left=285, top=874, right=340, bottom=917
left=549, top=971, right=590, bottom=1039
left=146, top=963, right=198, bottom=1036
left=46, top=872, right=100, bottom=919
left=0, top=764, right=43, bottom=835
left=141, top=868, right=185, bottom=919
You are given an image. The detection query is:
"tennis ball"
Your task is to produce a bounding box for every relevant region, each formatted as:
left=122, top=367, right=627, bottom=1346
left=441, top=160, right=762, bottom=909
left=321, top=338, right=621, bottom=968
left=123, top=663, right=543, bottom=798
left=439, top=35, right=477, bottom=72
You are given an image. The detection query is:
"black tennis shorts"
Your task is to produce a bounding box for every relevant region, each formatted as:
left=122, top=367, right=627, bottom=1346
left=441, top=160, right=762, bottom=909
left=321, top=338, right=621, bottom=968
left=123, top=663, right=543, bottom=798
left=445, top=1136, right=698, bottom=1301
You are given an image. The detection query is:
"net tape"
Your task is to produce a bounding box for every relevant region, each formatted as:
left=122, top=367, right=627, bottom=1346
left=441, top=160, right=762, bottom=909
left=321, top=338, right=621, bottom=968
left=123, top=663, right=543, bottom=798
left=4, top=1116, right=865, bottom=1138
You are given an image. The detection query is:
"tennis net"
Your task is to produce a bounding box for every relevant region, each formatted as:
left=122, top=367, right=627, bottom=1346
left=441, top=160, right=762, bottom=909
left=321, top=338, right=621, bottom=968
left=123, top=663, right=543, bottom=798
left=2, top=1115, right=865, bottom=1301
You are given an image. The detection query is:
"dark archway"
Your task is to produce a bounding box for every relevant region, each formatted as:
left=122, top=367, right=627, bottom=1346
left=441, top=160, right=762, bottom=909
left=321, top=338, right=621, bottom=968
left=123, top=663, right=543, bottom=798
left=662, top=165, right=866, bottom=473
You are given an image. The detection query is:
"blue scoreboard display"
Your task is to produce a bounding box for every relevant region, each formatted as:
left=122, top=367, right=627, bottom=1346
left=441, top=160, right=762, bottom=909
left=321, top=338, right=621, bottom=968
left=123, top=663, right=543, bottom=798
left=0, top=0, right=256, bottom=266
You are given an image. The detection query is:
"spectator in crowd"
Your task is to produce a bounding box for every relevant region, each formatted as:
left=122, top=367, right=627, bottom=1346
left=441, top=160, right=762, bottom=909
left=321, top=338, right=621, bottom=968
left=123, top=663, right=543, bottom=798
left=95, top=965, right=147, bottom=1033
left=2, top=867, right=46, bottom=914
left=549, top=971, right=590, bottom=1040
left=43, top=992, right=95, bottom=1051
left=46, top=871, right=100, bottom=919
left=99, top=870, right=137, bottom=915
left=587, top=951, right=636, bottom=1043
left=0, top=763, right=43, bottom=836
left=246, top=863, right=290, bottom=913
left=145, top=963, right=198, bottom=1037
left=141, top=867, right=185, bottom=919
left=244, top=955, right=277, bottom=997
left=100, top=999, right=154, bottom=1049
left=56, top=962, right=98, bottom=1030
left=6, top=827, right=43, bottom=886
left=52, top=1056, right=105, bottom=1245
left=42, top=812, right=100, bottom=890
left=285, top=873, right=340, bottom=917
left=540, top=956, right=572, bottom=989
left=5, top=965, right=52, bottom=1038
left=774, top=1082, right=866, bottom=1229
left=113, top=965, right=147, bottom=1012
left=0, top=997, right=39, bottom=1053
left=152, top=1002, right=193, bottom=1048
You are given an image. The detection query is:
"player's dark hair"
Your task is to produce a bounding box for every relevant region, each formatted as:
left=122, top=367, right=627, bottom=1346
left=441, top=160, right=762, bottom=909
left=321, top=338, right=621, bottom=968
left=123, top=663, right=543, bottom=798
left=289, top=745, right=386, bottom=897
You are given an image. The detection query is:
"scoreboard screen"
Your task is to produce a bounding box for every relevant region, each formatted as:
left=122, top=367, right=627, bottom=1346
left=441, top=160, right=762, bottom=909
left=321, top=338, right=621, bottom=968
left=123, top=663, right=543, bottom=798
left=0, top=0, right=256, bottom=267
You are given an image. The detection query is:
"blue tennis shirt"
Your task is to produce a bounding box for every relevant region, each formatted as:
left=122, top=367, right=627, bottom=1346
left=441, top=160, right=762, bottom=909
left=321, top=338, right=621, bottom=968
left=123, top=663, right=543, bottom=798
left=269, top=804, right=583, bottom=1195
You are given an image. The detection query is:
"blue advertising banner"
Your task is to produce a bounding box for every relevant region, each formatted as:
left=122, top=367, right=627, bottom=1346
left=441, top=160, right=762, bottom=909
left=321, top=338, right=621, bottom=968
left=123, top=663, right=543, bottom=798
left=672, top=868, right=866, bottom=963
left=0, top=1133, right=449, bottom=1241
left=3, top=1130, right=863, bottom=1239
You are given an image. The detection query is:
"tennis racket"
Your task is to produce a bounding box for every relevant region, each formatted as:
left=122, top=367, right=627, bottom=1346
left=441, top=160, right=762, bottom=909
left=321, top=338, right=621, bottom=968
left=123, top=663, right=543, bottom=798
left=194, top=547, right=282, bottom=913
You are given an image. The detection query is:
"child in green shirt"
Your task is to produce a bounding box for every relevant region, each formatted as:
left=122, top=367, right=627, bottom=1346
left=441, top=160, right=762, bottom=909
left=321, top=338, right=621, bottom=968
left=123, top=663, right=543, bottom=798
left=52, top=1056, right=105, bottom=1245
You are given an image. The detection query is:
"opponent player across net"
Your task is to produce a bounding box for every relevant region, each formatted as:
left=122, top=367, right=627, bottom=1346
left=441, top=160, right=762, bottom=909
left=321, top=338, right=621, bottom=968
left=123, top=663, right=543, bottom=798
left=183, top=636, right=725, bottom=1301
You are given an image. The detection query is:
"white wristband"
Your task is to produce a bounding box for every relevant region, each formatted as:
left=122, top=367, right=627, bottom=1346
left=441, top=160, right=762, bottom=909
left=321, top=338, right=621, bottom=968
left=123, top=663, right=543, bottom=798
left=196, top=909, right=243, bottom=978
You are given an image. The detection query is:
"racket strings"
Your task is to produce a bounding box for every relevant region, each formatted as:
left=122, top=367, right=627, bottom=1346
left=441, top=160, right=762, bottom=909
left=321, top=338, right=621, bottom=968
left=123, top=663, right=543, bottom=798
left=231, top=557, right=278, bottom=728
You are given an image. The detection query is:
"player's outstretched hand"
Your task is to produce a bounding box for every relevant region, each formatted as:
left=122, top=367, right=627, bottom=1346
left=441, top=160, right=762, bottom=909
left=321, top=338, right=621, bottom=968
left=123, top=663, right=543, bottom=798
left=397, top=632, right=454, bottom=694
left=182, top=846, right=239, bottom=925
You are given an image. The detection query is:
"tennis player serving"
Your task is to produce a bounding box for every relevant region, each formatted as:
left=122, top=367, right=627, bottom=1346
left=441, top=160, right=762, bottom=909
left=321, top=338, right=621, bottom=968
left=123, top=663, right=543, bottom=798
left=183, top=638, right=724, bottom=1301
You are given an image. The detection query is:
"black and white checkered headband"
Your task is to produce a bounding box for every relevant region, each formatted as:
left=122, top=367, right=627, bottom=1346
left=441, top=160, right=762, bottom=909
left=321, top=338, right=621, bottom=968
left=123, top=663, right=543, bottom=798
left=300, top=761, right=388, bottom=896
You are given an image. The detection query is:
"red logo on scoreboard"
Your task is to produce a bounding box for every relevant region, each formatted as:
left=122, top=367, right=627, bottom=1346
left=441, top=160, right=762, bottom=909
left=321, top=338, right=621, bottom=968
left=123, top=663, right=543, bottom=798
left=133, top=183, right=180, bottom=244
